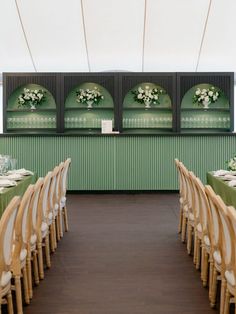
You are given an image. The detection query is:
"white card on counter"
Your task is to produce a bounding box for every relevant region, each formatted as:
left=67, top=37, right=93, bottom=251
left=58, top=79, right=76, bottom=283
left=101, top=120, right=113, bottom=133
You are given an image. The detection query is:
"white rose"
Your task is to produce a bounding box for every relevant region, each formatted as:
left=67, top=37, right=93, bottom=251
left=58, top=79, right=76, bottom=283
left=208, top=91, right=213, bottom=97
left=137, top=94, right=142, bottom=99
left=138, top=87, right=143, bottom=93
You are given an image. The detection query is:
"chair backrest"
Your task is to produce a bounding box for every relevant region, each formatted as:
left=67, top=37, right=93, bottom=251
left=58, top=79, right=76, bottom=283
left=38, top=171, right=52, bottom=227
left=55, top=162, right=64, bottom=205
left=174, top=159, right=183, bottom=196
left=178, top=162, right=188, bottom=205
left=30, top=178, right=44, bottom=234
left=225, top=206, right=236, bottom=271
left=0, top=196, right=21, bottom=271
left=49, top=166, right=60, bottom=211
left=181, top=163, right=193, bottom=211
left=61, top=158, right=71, bottom=197
left=188, top=171, right=199, bottom=221
left=194, top=177, right=211, bottom=236
left=205, top=185, right=222, bottom=251
left=216, top=197, right=233, bottom=269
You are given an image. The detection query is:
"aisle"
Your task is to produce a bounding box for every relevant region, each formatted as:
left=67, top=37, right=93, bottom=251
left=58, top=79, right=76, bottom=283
left=24, top=194, right=215, bottom=314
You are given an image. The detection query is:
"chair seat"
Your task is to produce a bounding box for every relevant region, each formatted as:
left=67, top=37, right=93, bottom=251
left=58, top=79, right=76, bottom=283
left=30, top=234, right=37, bottom=245
left=213, top=250, right=222, bottom=265
left=12, top=246, right=27, bottom=262
left=1, top=271, right=12, bottom=287
left=48, top=212, right=53, bottom=225
left=41, top=221, right=49, bottom=238
left=60, top=196, right=66, bottom=209
left=203, top=235, right=210, bottom=247
left=225, top=270, right=236, bottom=287
left=188, top=212, right=194, bottom=221
left=197, top=223, right=202, bottom=233
left=54, top=203, right=59, bottom=215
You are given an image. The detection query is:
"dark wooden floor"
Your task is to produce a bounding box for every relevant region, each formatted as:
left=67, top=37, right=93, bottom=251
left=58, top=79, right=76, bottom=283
left=22, top=193, right=217, bottom=314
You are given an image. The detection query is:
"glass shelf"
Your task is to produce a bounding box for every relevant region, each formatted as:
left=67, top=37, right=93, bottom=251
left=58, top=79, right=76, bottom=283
left=123, top=106, right=172, bottom=110
left=6, top=108, right=56, bottom=112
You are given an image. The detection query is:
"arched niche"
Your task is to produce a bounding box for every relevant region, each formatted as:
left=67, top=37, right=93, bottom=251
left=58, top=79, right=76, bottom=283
left=65, top=82, right=114, bottom=108
left=7, top=83, right=56, bottom=109
left=123, top=82, right=172, bottom=108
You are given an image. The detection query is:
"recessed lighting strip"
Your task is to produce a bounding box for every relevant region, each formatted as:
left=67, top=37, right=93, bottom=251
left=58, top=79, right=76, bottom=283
left=195, top=0, right=212, bottom=72
left=80, top=0, right=91, bottom=72
left=15, top=0, right=37, bottom=72
left=142, top=0, right=148, bottom=72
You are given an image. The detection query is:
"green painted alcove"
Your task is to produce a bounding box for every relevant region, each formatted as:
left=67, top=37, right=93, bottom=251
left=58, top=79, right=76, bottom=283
left=65, top=82, right=114, bottom=108
left=181, top=83, right=229, bottom=109
left=7, top=83, right=56, bottom=110
left=123, top=82, right=172, bottom=108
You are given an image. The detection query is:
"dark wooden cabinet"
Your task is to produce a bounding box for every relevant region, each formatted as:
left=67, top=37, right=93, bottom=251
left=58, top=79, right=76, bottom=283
left=3, top=72, right=234, bottom=135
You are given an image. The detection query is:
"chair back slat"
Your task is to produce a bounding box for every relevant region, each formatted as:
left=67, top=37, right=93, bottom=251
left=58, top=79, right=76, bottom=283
left=0, top=196, right=21, bottom=268
left=61, top=158, right=71, bottom=196
left=31, top=178, right=44, bottom=231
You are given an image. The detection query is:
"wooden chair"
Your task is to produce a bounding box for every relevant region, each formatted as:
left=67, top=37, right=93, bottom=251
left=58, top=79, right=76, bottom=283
left=205, top=185, right=226, bottom=311
left=193, top=177, right=212, bottom=287
left=180, top=165, right=195, bottom=254
left=0, top=196, right=21, bottom=314
left=174, top=159, right=185, bottom=234
left=26, top=178, right=44, bottom=298
left=177, top=161, right=190, bottom=243
left=222, top=206, right=236, bottom=314
left=54, top=162, right=64, bottom=242
left=48, top=166, right=61, bottom=251
left=11, top=185, right=35, bottom=313
left=59, top=158, right=71, bottom=237
left=37, top=172, right=53, bottom=280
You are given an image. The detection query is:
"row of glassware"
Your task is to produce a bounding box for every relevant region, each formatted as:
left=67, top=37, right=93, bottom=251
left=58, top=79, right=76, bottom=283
left=7, top=117, right=56, bottom=128
left=122, top=117, right=172, bottom=128
left=64, top=117, right=114, bottom=128
left=0, top=155, right=17, bottom=175
left=181, top=116, right=230, bottom=128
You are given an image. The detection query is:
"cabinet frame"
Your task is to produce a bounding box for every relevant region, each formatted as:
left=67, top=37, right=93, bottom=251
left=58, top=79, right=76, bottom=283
left=176, top=72, right=234, bottom=133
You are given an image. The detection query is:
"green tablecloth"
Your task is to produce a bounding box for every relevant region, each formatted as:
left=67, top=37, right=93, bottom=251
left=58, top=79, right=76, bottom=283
left=0, top=174, right=37, bottom=217
left=207, top=172, right=236, bottom=208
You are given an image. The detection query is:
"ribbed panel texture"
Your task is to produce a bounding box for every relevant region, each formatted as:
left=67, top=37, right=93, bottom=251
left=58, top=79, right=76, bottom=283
left=0, top=136, right=236, bottom=190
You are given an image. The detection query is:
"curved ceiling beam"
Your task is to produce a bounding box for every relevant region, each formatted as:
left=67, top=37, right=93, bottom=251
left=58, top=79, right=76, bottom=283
left=80, top=0, right=91, bottom=72
left=14, top=0, right=37, bottom=72
left=142, top=0, right=148, bottom=72
left=195, top=0, right=212, bottom=72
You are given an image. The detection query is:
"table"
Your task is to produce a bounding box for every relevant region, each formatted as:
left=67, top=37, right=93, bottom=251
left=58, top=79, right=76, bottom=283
left=207, top=172, right=236, bottom=208
left=0, top=174, right=37, bottom=217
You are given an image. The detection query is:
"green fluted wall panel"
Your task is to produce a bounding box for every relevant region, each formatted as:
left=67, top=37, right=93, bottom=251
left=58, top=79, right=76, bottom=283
left=0, top=135, right=236, bottom=190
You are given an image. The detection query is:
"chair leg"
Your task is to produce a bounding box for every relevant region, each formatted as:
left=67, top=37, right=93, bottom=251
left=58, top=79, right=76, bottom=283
left=26, top=254, right=33, bottom=299
left=45, top=234, right=51, bottom=268
left=209, top=257, right=214, bottom=300
left=201, top=249, right=209, bottom=287
left=210, top=267, right=218, bottom=308
left=6, top=290, right=14, bottom=314
left=56, top=215, right=61, bottom=241
left=59, top=209, right=64, bottom=238
left=178, top=205, right=183, bottom=234
left=187, top=223, right=192, bottom=255
left=50, top=224, right=55, bottom=253
left=224, top=288, right=231, bottom=314
left=220, top=277, right=226, bottom=314
left=181, top=214, right=187, bottom=243
left=193, top=233, right=198, bottom=264
left=63, top=206, right=69, bottom=232
left=53, top=220, right=57, bottom=249
left=22, top=266, right=30, bottom=304
left=33, top=251, right=39, bottom=285
left=37, top=242, right=44, bottom=280
left=15, top=275, right=23, bottom=314
left=196, top=239, right=201, bottom=270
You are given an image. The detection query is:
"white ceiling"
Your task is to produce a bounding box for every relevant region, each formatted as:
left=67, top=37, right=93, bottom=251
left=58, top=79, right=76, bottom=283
left=0, top=0, right=236, bottom=74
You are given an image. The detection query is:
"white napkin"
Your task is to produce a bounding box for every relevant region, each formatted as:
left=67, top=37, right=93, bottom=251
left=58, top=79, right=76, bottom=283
left=8, top=168, right=34, bottom=176
left=213, top=170, right=230, bottom=176
left=228, top=180, right=236, bottom=187
left=0, top=179, right=17, bottom=187
left=0, top=174, right=23, bottom=181
left=223, top=174, right=236, bottom=181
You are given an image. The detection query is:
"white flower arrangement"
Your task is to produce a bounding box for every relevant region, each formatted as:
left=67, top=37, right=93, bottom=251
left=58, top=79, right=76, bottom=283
left=18, top=88, right=46, bottom=109
left=192, top=86, right=220, bottom=108
left=132, top=85, right=165, bottom=107
left=76, top=86, right=104, bottom=105
left=227, top=156, right=236, bottom=171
